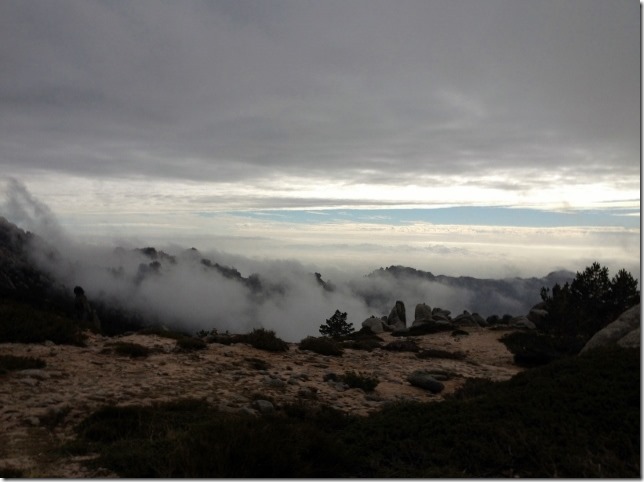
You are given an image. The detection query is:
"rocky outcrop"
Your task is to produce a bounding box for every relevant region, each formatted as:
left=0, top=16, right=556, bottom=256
left=361, top=316, right=385, bottom=334
left=407, top=371, right=444, bottom=393
left=414, top=303, right=433, bottom=324
left=386, top=301, right=407, bottom=331
left=580, top=305, right=640, bottom=354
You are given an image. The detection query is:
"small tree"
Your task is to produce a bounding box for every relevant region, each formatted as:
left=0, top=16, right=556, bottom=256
left=319, top=310, right=354, bottom=338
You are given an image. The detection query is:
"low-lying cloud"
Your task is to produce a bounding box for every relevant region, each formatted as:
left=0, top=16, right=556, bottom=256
left=3, top=180, right=572, bottom=341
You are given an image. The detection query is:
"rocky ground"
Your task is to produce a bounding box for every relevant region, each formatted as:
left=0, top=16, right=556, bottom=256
left=0, top=326, right=522, bottom=477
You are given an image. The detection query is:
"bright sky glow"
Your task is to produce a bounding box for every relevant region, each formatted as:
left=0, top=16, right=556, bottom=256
left=0, top=0, right=639, bottom=279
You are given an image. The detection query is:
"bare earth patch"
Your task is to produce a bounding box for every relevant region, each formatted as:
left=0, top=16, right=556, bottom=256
left=0, top=327, right=521, bottom=477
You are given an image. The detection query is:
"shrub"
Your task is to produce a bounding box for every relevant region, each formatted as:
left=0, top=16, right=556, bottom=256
left=105, top=342, right=150, bottom=358
left=416, top=348, right=466, bottom=360
left=0, top=355, right=46, bottom=374
left=383, top=339, right=419, bottom=352
left=138, top=327, right=190, bottom=340
left=0, top=299, right=86, bottom=345
left=176, top=337, right=207, bottom=351
left=70, top=347, right=639, bottom=478
left=500, top=331, right=585, bottom=367
left=319, top=310, right=355, bottom=338
left=299, top=336, right=343, bottom=356
left=71, top=398, right=354, bottom=478
left=238, top=328, right=289, bottom=352
left=342, top=338, right=382, bottom=352
left=340, top=371, right=379, bottom=392
left=244, top=357, right=270, bottom=371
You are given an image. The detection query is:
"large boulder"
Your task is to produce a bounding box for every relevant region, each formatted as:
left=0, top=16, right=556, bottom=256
left=387, top=301, right=407, bottom=330
left=511, top=316, right=536, bottom=330
left=362, top=316, right=385, bottom=334
left=407, top=371, right=444, bottom=393
left=581, top=305, right=641, bottom=354
left=527, top=307, right=549, bottom=329
left=414, top=303, right=433, bottom=323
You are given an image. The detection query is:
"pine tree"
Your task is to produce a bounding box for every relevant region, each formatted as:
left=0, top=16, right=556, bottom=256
left=319, top=310, right=354, bottom=338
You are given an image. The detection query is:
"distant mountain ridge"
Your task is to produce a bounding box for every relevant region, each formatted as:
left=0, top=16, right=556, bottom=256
left=0, top=217, right=574, bottom=333
left=362, top=265, right=574, bottom=317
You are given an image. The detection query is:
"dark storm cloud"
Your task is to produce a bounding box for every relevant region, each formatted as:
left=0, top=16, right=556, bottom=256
left=0, top=0, right=639, bottom=189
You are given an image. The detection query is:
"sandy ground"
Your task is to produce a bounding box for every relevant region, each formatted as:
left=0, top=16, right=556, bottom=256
left=0, top=326, right=522, bottom=477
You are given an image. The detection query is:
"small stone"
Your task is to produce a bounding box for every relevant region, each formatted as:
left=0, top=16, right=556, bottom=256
left=252, top=399, right=275, bottom=414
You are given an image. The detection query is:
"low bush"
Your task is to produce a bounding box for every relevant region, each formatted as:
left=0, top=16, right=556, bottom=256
left=237, top=328, right=289, bottom=352
left=342, top=338, right=382, bottom=352
left=0, top=466, right=24, bottom=478
left=0, top=299, right=86, bottom=345
left=500, top=331, right=585, bottom=367
left=244, top=357, right=270, bottom=371
left=383, top=339, right=419, bottom=352
left=299, top=336, right=343, bottom=356
left=70, top=346, right=639, bottom=478
left=176, top=337, right=207, bottom=352
left=416, top=348, right=466, bottom=360
left=137, top=327, right=190, bottom=340
left=104, top=342, right=150, bottom=358
left=71, top=398, right=354, bottom=478
left=340, top=371, right=379, bottom=392
left=0, top=355, right=46, bottom=374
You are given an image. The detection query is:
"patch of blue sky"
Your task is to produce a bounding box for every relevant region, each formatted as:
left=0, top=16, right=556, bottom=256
left=207, top=206, right=640, bottom=228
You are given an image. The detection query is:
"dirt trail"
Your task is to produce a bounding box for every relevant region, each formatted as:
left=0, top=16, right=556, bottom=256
left=0, top=327, right=521, bottom=477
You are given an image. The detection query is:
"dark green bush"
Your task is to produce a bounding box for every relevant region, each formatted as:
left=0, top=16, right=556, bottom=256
left=342, top=338, right=382, bottom=351
left=71, top=346, right=639, bottom=478
left=72, top=398, right=353, bottom=478
left=383, top=339, right=419, bottom=352
left=176, top=337, right=207, bottom=351
left=299, top=336, right=343, bottom=356
left=138, top=327, right=190, bottom=340
left=104, top=342, right=151, bottom=358
left=0, top=299, right=86, bottom=345
left=244, top=357, right=270, bottom=371
left=238, top=328, right=289, bottom=352
left=340, top=371, right=379, bottom=392
left=500, top=331, right=585, bottom=367
left=416, top=348, right=466, bottom=360
left=0, top=466, right=24, bottom=478
left=0, top=355, right=46, bottom=374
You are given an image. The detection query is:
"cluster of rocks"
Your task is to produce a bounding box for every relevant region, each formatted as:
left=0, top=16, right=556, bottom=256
left=361, top=300, right=539, bottom=335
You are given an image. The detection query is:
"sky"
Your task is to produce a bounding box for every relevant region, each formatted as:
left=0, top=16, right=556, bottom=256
left=0, top=0, right=640, bottom=279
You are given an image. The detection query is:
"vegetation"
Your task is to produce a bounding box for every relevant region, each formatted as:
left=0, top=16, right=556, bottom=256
left=340, top=371, right=379, bottom=392
left=175, top=336, right=207, bottom=351
left=244, top=357, right=270, bottom=371
left=416, top=348, right=466, bottom=360
left=500, top=331, right=585, bottom=367
left=69, top=346, right=639, bottom=477
left=0, top=299, right=86, bottom=345
left=103, top=342, right=151, bottom=358
left=137, top=327, right=191, bottom=340
left=236, top=328, right=289, bottom=352
left=319, top=310, right=355, bottom=338
left=383, top=339, right=420, bottom=352
left=0, top=354, right=46, bottom=374
left=539, top=262, right=639, bottom=338
left=299, top=336, right=343, bottom=356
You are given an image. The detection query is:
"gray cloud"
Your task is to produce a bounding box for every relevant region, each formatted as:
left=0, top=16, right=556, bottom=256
left=0, top=0, right=638, bottom=196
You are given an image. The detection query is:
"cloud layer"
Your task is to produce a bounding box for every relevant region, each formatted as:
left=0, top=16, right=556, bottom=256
left=0, top=0, right=639, bottom=212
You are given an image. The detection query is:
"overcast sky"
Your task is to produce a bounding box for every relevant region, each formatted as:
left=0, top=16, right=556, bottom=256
left=0, top=0, right=640, bottom=277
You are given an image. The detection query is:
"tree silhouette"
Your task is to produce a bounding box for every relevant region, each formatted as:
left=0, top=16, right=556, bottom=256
left=319, top=310, right=354, bottom=338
